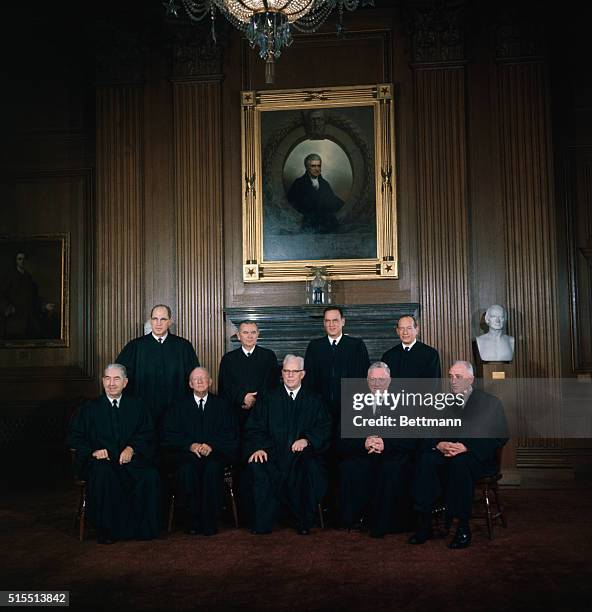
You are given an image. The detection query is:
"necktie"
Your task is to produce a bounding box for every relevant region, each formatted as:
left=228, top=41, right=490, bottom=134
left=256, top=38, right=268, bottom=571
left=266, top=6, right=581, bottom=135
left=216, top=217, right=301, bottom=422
left=111, top=399, right=120, bottom=442
left=199, top=399, right=204, bottom=411
left=404, top=346, right=410, bottom=352
left=158, top=337, right=163, bottom=344
left=331, top=339, right=337, bottom=350
left=246, top=352, right=251, bottom=357
left=289, top=391, right=294, bottom=400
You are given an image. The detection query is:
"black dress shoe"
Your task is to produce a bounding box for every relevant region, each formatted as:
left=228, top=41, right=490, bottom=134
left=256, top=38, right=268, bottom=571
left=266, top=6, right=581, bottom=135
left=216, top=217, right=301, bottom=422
left=296, top=527, right=310, bottom=535
left=251, top=529, right=272, bottom=535
left=97, top=532, right=115, bottom=545
left=448, top=526, right=471, bottom=549
left=408, top=528, right=432, bottom=545
left=186, top=528, right=200, bottom=536
left=369, top=530, right=385, bottom=539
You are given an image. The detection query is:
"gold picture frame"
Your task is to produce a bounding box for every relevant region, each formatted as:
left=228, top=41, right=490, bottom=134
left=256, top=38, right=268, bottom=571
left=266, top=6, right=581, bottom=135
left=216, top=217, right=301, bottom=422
left=0, top=233, right=70, bottom=347
left=241, top=84, right=397, bottom=282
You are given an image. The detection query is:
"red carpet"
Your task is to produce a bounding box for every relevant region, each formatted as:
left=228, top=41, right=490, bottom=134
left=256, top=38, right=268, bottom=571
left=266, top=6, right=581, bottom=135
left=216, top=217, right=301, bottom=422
left=1, top=485, right=591, bottom=611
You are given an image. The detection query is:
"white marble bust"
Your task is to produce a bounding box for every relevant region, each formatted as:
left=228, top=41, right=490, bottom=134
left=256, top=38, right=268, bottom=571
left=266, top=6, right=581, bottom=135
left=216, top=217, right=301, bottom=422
left=476, top=304, right=515, bottom=362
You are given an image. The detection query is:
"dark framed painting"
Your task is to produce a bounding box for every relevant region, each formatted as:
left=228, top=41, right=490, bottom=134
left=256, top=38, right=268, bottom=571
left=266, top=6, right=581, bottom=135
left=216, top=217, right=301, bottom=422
left=241, top=84, right=398, bottom=282
left=0, top=234, right=69, bottom=347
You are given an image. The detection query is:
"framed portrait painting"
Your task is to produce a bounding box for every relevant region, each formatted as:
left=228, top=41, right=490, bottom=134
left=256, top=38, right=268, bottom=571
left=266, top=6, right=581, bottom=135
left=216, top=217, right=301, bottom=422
left=241, top=84, right=397, bottom=282
left=0, top=234, right=69, bottom=347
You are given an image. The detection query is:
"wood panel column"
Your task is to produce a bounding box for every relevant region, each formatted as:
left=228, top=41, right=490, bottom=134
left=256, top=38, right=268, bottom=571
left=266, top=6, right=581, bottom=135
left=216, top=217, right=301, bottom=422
left=411, top=4, right=472, bottom=367
left=95, top=84, right=144, bottom=373
left=495, top=14, right=563, bottom=466
left=171, top=28, right=225, bottom=384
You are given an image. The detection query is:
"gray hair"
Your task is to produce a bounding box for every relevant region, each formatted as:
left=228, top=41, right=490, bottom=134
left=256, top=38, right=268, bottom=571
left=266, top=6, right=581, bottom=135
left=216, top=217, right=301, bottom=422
left=304, top=153, right=321, bottom=168
left=190, top=366, right=211, bottom=379
left=103, top=363, right=128, bottom=378
left=150, top=304, right=172, bottom=318
left=451, top=360, right=474, bottom=376
left=368, top=361, right=391, bottom=376
left=283, top=354, right=304, bottom=369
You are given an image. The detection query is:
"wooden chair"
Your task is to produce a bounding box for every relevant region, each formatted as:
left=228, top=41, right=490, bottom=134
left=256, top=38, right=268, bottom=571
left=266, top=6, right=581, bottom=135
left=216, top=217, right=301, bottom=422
left=473, top=447, right=507, bottom=539
left=70, top=449, right=87, bottom=541
left=168, top=465, right=239, bottom=533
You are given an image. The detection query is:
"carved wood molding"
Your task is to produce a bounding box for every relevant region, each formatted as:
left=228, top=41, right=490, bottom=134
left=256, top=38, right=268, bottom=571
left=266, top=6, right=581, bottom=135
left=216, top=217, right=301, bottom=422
left=414, top=66, right=472, bottom=367
left=172, top=80, right=225, bottom=385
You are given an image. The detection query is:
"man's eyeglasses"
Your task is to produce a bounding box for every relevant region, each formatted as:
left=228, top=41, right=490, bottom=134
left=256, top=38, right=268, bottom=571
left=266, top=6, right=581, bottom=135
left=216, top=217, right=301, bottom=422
left=282, top=369, right=303, bottom=375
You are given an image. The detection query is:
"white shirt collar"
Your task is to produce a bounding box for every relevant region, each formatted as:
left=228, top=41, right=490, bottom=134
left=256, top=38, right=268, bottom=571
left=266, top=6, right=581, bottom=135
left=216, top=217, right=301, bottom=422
left=153, top=332, right=168, bottom=342
left=194, top=393, right=208, bottom=406
left=107, top=394, right=123, bottom=404
left=328, top=334, right=343, bottom=345
left=402, top=339, right=417, bottom=350
left=284, top=385, right=301, bottom=399
left=242, top=345, right=256, bottom=356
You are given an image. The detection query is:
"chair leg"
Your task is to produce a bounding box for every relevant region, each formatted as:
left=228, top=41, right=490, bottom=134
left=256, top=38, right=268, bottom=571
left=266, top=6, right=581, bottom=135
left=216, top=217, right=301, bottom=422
left=78, top=488, right=86, bottom=542
left=168, top=493, right=175, bottom=533
left=492, top=487, right=507, bottom=528
left=318, top=503, right=325, bottom=529
left=483, top=486, right=494, bottom=540
left=228, top=484, right=239, bottom=528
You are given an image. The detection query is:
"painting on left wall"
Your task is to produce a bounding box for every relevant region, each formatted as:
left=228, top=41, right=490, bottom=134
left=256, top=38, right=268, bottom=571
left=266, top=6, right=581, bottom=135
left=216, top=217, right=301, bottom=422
left=0, top=234, right=69, bottom=347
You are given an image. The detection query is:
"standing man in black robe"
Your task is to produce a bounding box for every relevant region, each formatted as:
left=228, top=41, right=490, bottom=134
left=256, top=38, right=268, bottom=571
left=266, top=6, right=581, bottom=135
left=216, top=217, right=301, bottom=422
left=409, top=361, right=508, bottom=549
left=304, top=306, right=370, bottom=430
left=116, top=304, right=200, bottom=425
left=218, top=320, right=278, bottom=431
left=338, top=362, right=416, bottom=537
left=67, top=363, right=162, bottom=544
left=381, top=315, right=441, bottom=379
left=162, top=367, right=238, bottom=536
left=244, top=354, right=332, bottom=535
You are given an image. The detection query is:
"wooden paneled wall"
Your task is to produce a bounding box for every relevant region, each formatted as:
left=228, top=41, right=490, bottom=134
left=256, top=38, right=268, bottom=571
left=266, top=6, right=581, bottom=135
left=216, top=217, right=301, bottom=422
left=95, top=85, right=144, bottom=371
left=414, top=66, right=472, bottom=366
left=172, top=79, right=225, bottom=381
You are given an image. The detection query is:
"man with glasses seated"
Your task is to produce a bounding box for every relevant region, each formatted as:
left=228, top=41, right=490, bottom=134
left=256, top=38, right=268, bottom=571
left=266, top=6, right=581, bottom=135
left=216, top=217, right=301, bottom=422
left=338, top=362, right=416, bottom=537
left=244, top=354, right=331, bottom=535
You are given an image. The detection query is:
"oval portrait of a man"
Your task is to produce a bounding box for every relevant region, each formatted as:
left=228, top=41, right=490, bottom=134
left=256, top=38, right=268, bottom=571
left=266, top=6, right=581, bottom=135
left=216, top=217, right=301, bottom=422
left=283, top=140, right=353, bottom=234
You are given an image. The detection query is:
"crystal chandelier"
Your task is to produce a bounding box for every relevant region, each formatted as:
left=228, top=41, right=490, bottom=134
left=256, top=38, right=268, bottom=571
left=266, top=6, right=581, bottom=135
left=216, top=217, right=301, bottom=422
left=164, top=1, right=374, bottom=83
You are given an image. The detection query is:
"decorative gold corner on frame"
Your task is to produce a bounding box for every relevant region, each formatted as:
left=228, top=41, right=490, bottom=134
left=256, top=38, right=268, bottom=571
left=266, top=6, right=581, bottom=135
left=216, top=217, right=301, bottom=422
left=376, top=83, right=393, bottom=100
left=241, top=91, right=256, bottom=107
left=243, top=262, right=260, bottom=281
left=381, top=257, right=397, bottom=277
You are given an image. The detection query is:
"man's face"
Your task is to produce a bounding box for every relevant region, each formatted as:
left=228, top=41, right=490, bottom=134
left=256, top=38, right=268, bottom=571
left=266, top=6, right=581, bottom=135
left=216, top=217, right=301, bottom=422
left=282, top=358, right=305, bottom=390
left=485, top=307, right=505, bottom=331
left=151, top=307, right=172, bottom=337
left=15, top=253, right=26, bottom=271
left=306, top=159, right=322, bottom=178
left=189, top=368, right=211, bottom=397
left=397, top=316, right=418, bottom=345
left=237, top=323, right=259, bottom=350
left=367, top=367, right=391, bottom=393
left=324, top=309, right=345, bottom=339
left=103, top=367, right=128, bottom=398
left=448, top=363, right=474, bottom=395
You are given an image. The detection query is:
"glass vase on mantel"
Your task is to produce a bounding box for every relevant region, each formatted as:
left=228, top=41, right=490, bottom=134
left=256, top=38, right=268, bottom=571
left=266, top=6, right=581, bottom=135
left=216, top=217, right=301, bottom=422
left=305, top=266, right=332, bottom=305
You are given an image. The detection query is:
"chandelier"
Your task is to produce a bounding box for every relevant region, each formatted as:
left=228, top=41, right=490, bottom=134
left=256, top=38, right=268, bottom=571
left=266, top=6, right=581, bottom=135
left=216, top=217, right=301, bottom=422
left=163, top=1, right=374, bottom=83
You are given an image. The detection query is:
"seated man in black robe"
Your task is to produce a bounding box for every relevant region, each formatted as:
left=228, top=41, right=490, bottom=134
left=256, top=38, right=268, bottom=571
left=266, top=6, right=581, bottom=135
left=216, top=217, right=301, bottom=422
left=287, top=153, right=344, bottom=234
left=218, top=319, right=279, bottom=431
left=162, top=367, right=238, bottom=536
left=116, top=304, right=200, bottom=425
left=244, top=354, right=332, bottom=535
left=67, top=363, right=162, bottom=544
left=409, top=360, right=508, bottom=549
left=338, top=362, right=417, bottom=537
left=381, top=315, right=441, bottom=379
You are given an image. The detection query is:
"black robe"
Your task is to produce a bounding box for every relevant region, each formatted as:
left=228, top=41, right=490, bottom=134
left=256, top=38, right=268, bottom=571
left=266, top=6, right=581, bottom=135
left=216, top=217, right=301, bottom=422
left=412, top=389, right=508, bottom=522
left=243, top=386, right=332, bottom=532
left=162, top=393, right=238, bottom=534
left=381, top=340, right=441, bottom=379
left=337, top=436, right=417, bottom=536
left=304, top=334, right=370, bottom=424
left=218, top=344, right=279, bottom=428
left=287, top=173, right=344, bottom=233
left=116, top=333, right=199, bottom=423
left=67, top=395, right=162, bottom=540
